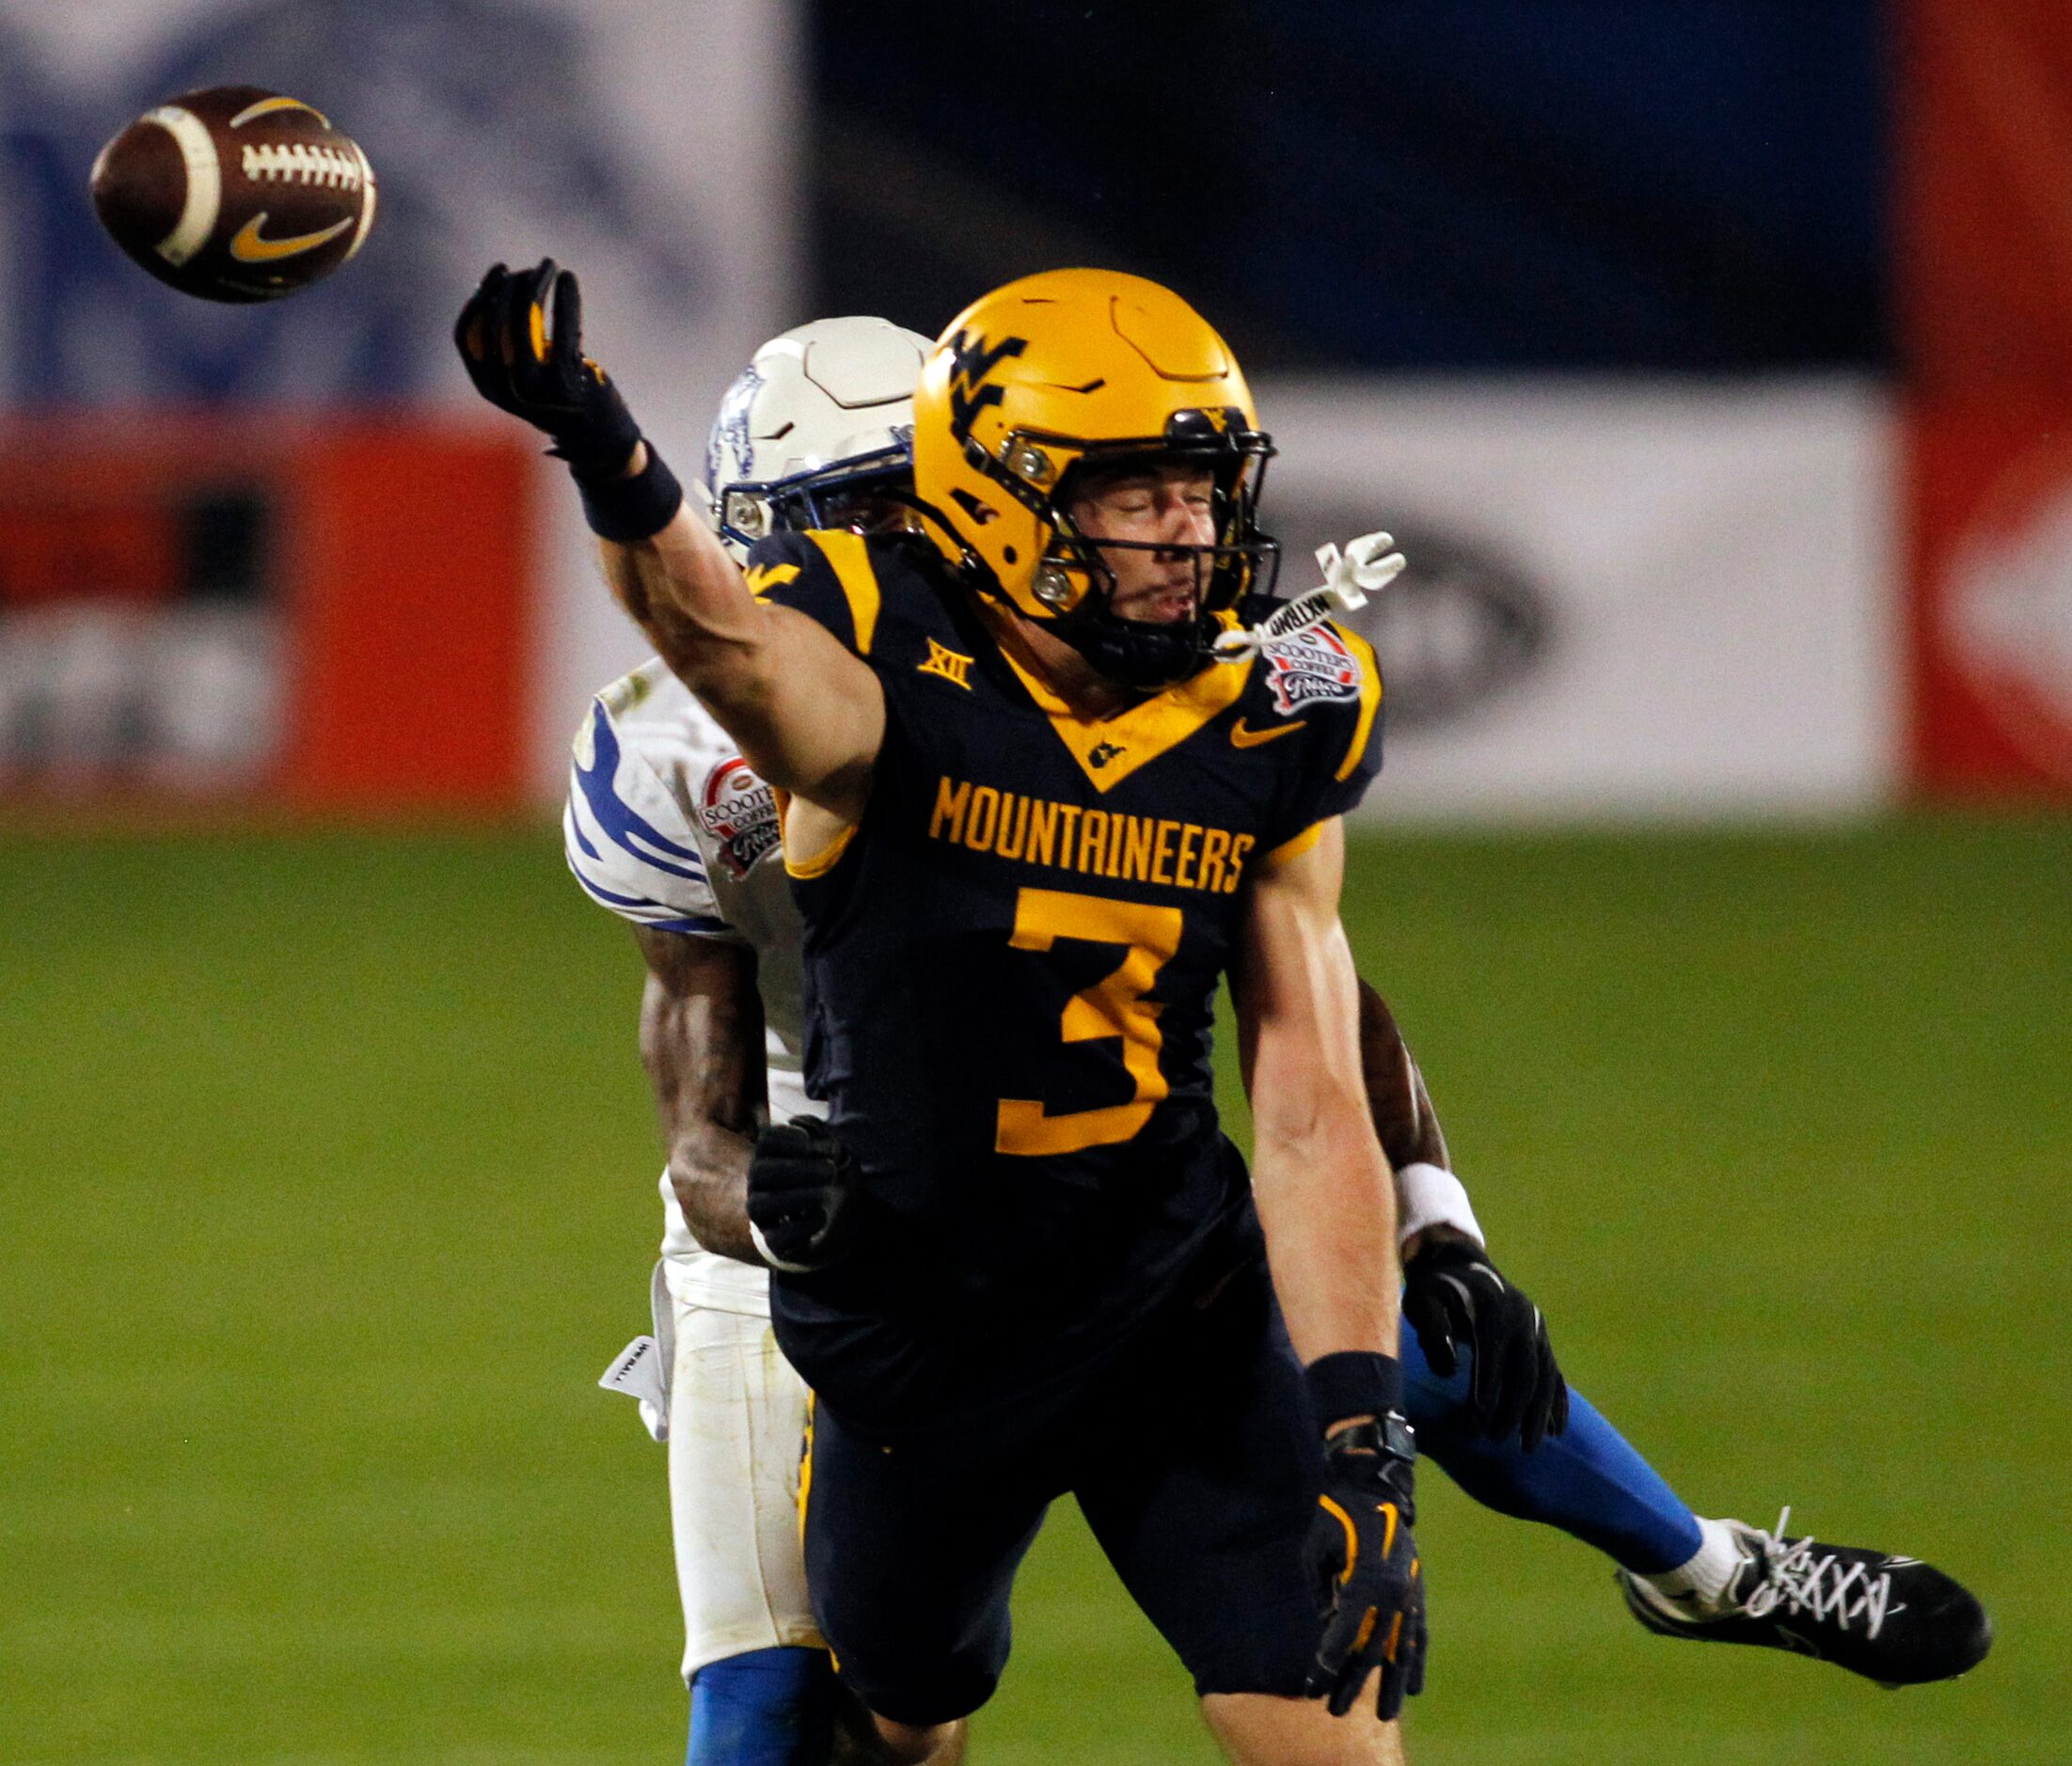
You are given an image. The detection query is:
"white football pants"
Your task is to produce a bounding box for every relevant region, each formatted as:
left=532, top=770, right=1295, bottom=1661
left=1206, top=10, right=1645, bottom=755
left=668, top=1290, right=824, bottom=1680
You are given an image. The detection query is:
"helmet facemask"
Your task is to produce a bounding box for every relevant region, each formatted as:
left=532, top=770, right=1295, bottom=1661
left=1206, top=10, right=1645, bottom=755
left=1020, top=421, right=1281, bottom=690
left=716, top=443, right=919, bottom=554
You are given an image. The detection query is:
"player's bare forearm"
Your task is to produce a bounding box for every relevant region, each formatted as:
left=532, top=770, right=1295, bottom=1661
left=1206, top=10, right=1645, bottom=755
left=597, top=461, right=763, bottom=683
left=1252, top=1074, right=1398, bottom=1364
left=601, top=454, right=884, bottom=822
left=1356, top=975, right=1479, bottom=1259
left=634, top=925, right=770, bottom=1267
left=1356, top=977, right=1448, bottom=1175
left=1235, top=821, right=1400, bottom=1366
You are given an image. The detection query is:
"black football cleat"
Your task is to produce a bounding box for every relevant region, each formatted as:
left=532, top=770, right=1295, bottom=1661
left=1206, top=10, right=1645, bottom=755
left=1618, top=1511, right=1991, bottom=1687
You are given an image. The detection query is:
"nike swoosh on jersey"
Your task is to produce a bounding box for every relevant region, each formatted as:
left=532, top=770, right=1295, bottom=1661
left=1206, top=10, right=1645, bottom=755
left=1230, top=717, right=1305, bottom=748
left=228, top=212, right=354, bottom=263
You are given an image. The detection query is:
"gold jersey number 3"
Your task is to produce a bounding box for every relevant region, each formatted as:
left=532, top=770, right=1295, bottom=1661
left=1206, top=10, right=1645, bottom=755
left=995, top=887, right=1184, bottom=1158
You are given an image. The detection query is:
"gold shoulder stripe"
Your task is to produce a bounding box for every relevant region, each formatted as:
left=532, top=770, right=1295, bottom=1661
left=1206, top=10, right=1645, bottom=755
left=771, top=784, right=862, bottom=880
left=1333, top=623, right=1383, bottom=783
left=1261, top=820, right=1327, bottom=868
left=807, top=529, right=882, bottom=656
left=797, top=1392, right=816, bottom=1546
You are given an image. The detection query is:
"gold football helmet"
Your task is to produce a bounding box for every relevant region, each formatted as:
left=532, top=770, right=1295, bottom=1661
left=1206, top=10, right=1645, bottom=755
left=910, top=267, right=1278, bottom=686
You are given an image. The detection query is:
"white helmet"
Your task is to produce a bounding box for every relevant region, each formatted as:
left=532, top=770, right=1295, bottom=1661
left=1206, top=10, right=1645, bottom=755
left=704, top=315, right=933, bottom=562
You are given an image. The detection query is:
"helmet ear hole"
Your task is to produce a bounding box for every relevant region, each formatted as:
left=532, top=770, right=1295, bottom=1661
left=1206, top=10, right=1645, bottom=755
left=1003, top=545, right=1018, bottom=565
left=949, top=487, right=998, bottom=527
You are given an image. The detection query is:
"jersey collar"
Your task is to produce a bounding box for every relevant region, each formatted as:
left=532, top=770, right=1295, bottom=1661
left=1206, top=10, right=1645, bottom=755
left=983, top=607, right=1256, bottom=794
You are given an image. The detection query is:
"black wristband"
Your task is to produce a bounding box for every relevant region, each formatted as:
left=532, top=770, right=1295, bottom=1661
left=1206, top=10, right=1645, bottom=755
left=573, top=444, right=684, bottom=543
left=1304, top=1350, right=1404, bottom=1433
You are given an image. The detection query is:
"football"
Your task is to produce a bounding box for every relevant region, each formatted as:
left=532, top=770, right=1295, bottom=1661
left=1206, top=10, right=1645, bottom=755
left=89, top=86, right=376, bottom=304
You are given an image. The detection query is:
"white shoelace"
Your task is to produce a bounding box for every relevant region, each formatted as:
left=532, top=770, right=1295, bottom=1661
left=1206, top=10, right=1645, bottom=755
left=1739, top=1507, right=1906, bottom=1640
left=1212, top=533, right=1406, bottom=659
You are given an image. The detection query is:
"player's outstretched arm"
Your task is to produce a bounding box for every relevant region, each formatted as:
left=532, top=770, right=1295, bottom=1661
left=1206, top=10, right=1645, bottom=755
left=1355, top=979, right=1569, bottom=1446
left=455, top=260, right=882, bottom=819
left=597, top=465, right=883, bottom=820
left=634, top=924, right=770, bottom=1266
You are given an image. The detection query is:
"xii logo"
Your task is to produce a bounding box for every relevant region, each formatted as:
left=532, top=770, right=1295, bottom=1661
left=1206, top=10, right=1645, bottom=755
left=918, top=638, right=974, bottom=689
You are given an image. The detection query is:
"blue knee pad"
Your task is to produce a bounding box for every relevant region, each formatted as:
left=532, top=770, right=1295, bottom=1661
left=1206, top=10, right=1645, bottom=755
left=1400, top=1321, right=1702, bottom=1575
left=688, top=1647, right=833, bottom=1766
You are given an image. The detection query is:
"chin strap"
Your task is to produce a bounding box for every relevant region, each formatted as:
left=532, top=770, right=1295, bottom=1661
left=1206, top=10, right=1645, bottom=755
left=1212, top=531, right=1405, bottom=659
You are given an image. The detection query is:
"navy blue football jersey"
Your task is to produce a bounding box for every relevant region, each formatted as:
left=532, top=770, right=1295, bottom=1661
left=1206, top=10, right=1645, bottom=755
left=751, top=529, right=1383, bottom=1430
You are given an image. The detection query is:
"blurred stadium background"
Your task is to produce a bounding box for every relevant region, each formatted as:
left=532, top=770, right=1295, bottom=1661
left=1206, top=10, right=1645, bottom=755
left=2, top=2, right=2067, bottom=1761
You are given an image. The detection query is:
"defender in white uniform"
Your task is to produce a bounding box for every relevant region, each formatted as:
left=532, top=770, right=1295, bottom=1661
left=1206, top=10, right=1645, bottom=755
left=570, top=656, right=815, bottom=1667
left=569, top=317, right=937, bottom=1765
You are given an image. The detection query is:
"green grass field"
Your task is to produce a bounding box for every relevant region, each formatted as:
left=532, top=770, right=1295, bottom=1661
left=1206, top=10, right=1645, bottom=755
left=3, top=817, right=2067, bottom=1764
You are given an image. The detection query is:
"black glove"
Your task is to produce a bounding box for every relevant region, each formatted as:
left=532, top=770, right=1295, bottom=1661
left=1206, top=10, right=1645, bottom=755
left=1401, top=1236, right=1569, bottom=1449
left=452, top=259, right=641, bottom=478
left=746, top=1116, right=865, bottom=1273
left=1305, top=1414, right=1427, bottom=1721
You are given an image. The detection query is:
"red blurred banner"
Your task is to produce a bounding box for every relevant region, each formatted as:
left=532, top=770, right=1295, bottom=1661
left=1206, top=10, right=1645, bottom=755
left=1907, top=407, right=2072, bottom=791
left=0, top=418, right=535, bottom=811
left=1899, top=0, right=2072, bottom=796
left=1899, top=0, right=2072, bottom=406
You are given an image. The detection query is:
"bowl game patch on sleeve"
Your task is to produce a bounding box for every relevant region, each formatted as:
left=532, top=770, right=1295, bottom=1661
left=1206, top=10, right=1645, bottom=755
left=1261, top=625, right=1364, bottom=715
left=699, top=755, right=781, bottom=879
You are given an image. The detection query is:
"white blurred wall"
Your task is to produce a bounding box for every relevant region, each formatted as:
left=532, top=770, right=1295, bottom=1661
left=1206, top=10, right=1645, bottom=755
left=1260, top=378, right=1900, bottom=820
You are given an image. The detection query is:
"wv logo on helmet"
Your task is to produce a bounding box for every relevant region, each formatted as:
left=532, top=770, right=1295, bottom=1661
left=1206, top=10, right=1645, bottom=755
left=945, top=330, right=1027, bottom=440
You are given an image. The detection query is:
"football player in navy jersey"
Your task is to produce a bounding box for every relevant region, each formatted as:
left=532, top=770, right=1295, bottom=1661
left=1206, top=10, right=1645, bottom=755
left=495, top=261, right=1428, bottom=1765
left=463, top=262, right=1990, bottom=1763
